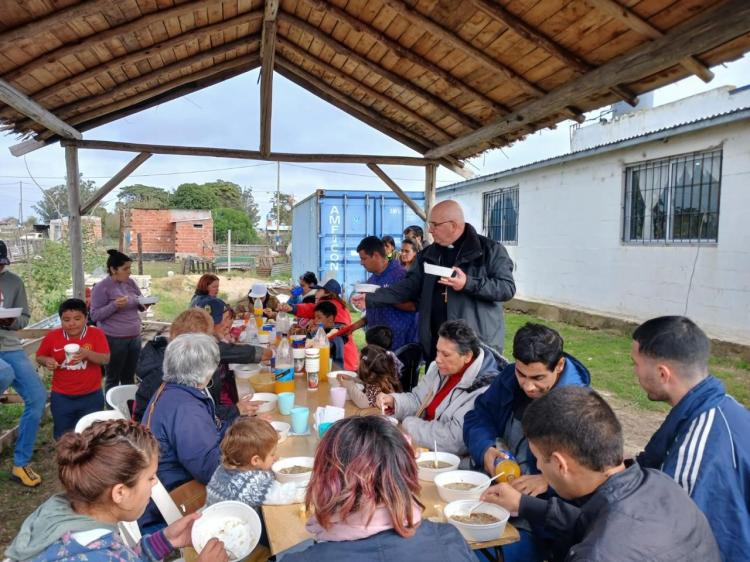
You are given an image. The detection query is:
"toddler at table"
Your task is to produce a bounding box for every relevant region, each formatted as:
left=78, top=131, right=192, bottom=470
left=339, top=344, right=401, bottom=409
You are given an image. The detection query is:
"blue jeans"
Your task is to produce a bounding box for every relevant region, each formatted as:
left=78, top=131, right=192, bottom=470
left=51, top=390, right=104, bottom=439
left=0, top=350, right=47, bottom=466
left=476, top=529, right=547, bottom=562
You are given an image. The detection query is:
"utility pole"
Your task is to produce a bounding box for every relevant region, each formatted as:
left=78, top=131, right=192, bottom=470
left=275, top=161, right=280, bottom=250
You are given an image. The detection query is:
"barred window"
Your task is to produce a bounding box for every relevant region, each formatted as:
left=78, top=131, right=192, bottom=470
left=623, top=149, right=721, bottom=244
left=483, top=186, right=519, bottom=244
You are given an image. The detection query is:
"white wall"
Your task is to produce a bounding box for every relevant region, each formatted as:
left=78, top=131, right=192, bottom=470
left=439, top=120, right=750, bottom=345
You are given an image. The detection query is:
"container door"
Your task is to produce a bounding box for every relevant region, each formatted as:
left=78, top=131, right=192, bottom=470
left=374, top=191, right=426, bottom=245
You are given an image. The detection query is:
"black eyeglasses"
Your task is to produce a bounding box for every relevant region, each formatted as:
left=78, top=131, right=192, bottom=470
left=428, top=220, right=453, bottom=228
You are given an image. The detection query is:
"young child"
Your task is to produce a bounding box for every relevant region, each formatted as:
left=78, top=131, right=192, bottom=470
left=339, top=344, right=402, bottom=409
left=36, top=298, right=110, bottom=438
left=206, top=416, right=279, bottom=510
left=366, top=325, right=405, bottom=374
left=310, top=301, right=351, bottom=370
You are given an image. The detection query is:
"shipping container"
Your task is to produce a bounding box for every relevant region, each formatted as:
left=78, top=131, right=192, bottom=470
left=291, top=190, right=426, bottom=296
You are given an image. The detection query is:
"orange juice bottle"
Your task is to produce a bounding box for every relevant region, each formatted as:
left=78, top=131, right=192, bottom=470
left=253, top=297, right=264, bottom=328
left=494, top=451, right=521, bottom=483
left=313, top=324, right=331, bottom=381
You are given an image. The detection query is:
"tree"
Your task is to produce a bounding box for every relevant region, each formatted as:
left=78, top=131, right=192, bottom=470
left=170, top=183, right=218, bottom=209
left=241, top=186, right=261, bottom=228
left=117, top=184, right=171, bottom=209
left=206, top=180, right=243, bottom=210
left=267, top=192, right=294, bottom=226
left=32, top=177, right=97, bottom=223
left=213, top=207, right=259, bottom=244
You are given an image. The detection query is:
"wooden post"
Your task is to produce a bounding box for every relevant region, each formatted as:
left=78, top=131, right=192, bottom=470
left=137, top=233, right=143, bottom=275
left=65, top=146, right=85, bottom=300
left=227, top=229, right=232, bottom=272
left=425, top=163, right=437, bottom=218
left=118, top=207, right=125, bottom=252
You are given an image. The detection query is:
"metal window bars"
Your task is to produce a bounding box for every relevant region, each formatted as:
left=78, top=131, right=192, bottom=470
left=483, top=186, right=519, bottom=244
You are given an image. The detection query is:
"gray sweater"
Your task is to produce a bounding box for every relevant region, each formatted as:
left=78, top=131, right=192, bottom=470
left=206, top=465, right=275, bottom=510
left=0, top=268, right=30, bottom=352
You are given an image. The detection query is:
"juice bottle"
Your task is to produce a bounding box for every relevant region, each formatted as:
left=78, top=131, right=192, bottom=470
left=493, top=450, right=521, bottom=483
left=254, top=297, right=264, bottom=328
left=273, top=334, right=295, bottom=394
left=313, top=324, right=330, bottom=381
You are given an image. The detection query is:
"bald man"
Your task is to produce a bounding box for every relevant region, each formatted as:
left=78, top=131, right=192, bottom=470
left=354, top=200, right=515, bottom=361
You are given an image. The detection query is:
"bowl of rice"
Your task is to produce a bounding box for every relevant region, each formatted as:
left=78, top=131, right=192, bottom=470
left=191, top=500, right=260, bottom=562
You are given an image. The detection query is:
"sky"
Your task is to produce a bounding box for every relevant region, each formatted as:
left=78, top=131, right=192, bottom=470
left=0, top=54, right=748, bottom=224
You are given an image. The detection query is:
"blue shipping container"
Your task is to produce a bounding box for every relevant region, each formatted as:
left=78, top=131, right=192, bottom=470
left=292, top=190, right=426, bottom=296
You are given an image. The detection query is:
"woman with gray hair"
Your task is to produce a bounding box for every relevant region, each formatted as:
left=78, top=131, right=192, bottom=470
left=377, top=320, right=501, bottom=463
left=139, top=333, right=224, bottom=531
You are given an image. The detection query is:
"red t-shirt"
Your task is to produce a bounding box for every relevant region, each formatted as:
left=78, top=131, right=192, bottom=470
left=37, top=326, right=110, bottom=396
left=424, top=363, right=471, bottom=421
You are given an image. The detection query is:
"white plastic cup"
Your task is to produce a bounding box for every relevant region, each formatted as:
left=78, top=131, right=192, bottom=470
left=330, top=386, right=347, bottom=408
left=64, top=343, right=80, bottom=363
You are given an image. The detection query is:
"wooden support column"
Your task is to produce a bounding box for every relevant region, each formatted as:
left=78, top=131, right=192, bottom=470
left=80, top=152, right=152, bottom=214
left=259, top=0, right=279, bottom=156
left=367, top=164, right=427, bottom=221
left=0, top=78, right=81, bottom=139
left=425, top=163, right=437, bottom=219
left=65, top=146, right=85, bottom=300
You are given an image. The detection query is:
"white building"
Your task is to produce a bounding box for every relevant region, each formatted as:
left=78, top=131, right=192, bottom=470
left=438, top=86, right=750, bottom=345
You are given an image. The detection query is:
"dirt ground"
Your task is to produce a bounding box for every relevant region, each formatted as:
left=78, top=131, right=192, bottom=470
left=598, top=391, right=666, bottom=458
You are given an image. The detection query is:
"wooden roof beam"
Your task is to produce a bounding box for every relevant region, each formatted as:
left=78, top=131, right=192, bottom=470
left=584, top=0, right=714, bottom=82
left=380, top=0, right=545, bottom=98
left=0, top=78, right=81, bottom=139
left=298, top=0, right=508, bottom=116
left=80, top=152, right=152, bottom=215
left=368, top=164, right=427, bottom=221
left=0, top=9, right=264, bottom=121
left=260, top=0, right=280, bottom=156
left=60, top=139, right=442, bottom=167
left=277, top=38, right=453, bottom=142
left=425, top=0, right=750, bottom=158
left=279, top=11, right=484, bottom=131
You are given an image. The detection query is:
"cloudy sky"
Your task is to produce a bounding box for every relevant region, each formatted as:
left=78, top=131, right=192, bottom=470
left=0, top=54, right=747, bottom=223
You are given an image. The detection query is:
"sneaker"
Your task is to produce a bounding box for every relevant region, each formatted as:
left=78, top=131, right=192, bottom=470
left=12, top=465, right=42, bottom=487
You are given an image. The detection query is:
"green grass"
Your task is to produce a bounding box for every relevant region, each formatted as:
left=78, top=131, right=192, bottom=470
left=149, top=275, right=193, bottom=322
left=138, top=260, right=179, bottom=279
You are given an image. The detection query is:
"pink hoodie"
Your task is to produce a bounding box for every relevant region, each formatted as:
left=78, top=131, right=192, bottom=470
left=305, top=505, right=422, bottom=542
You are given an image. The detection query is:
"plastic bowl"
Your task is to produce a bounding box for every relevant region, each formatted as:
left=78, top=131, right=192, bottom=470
left=191, top=500, right=261, bottom=562
left=424, top=263, right=455, bottom=278
left=271, top=421, right=290, bottom=443
left=354, top=283, right=380, bottom=293
left=137, top=295, right=159, bottom=305
left=249, top=371, right=275, bottom=393
left=434, top=470, right=490, bottom=502
left=443, top=500, right=510, bottom=543
left=327, top=370, right=357, bottom=387
left=249, top=392, right=277, bottom=413
left=416, top=451, right=461, bottom=481
left=272, top=456, right=315, bottom=485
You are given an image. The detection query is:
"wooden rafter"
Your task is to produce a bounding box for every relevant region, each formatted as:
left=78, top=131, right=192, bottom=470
left=303, top=0, right=507, bottom=116
left=1, top=0, right=210, bottom=85
left=278, top=38, right=453, bottom=142
left=0, top=78, right=81, bottom=139
left=80, top=152, right=152, bottom=215
left=380, top=0, right=545, bottom=98
left=0, top=9, right=264, bottom=121
left=260, top=0, right=280, bottom=156
left=426, top=0, right=750, bottom=158
left=280, top=12, right=483, bottom=132
left=468, top=0, right=638, bottom=106
left=16, top=39, right=261, bottom=133
left=584, top=0, right=714, bottom=82
left=60, top=139, right=442, bottom=167
left=367, top=164, right=427, bottom=221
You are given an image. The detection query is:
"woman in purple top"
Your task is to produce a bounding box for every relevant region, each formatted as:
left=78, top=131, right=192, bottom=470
left=90, top=250, right=145, bottom=393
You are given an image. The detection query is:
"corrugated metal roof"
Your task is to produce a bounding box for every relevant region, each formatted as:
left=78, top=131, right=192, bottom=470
left=438, top=106, right=750, bottom=193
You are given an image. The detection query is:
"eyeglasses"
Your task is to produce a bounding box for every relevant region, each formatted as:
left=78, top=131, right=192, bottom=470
left=428, top=220, right=453, bottom=229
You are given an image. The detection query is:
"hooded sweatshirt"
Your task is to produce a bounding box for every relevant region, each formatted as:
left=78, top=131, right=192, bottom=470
left=0, top=268, right=30, bottom=352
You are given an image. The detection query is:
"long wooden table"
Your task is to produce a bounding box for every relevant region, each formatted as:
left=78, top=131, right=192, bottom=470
left=260, top=375, right=519, bottom=557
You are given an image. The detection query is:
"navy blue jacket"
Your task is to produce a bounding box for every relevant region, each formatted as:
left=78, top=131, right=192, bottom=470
left=636, top=376, right=750, bottom=561
left=463, top=353, right=591, bottom=470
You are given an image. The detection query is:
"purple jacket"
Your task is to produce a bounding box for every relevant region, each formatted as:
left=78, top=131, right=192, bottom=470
left=89, top=276, right=143, bottom=338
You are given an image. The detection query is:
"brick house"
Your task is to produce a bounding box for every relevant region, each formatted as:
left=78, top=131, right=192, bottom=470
left=128, top=209, right=213, bottom=260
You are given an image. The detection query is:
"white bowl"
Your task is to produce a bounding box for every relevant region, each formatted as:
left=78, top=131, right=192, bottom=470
left=191, top=500, right=261, bottom=562
left=416, top=451, right=461, bottom=481
left=424, top=263, right=455, bottom=278
left=231, top=363, right=262, bottom=376
left=443, top=500, right=510, bottom=543
left=354, top=283, right=379, bottom=293
left=249, top=392, right=277, bottom=413
left=434, top=470, right=490, bottom=502
left=272, top=456, right=315, bottom=485
left=271, top=421, right=290, bottom=443
left=327, top=370, right=357, bottom=387
left=137, top=295, right=159, bottom=305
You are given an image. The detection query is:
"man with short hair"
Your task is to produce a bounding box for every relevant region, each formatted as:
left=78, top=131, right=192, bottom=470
left=631, top=316, right=750, bottom=561
left=463, top=323, right=590, bottom=561
left=482, top=386, right=720, bottom=561
left=403, top=225, right=424, bottom=246
left=0, top=240, right=47, bottom=487
left=355, top=200, right=515, bottom=361
left=356, top=236, right=417, bottom=352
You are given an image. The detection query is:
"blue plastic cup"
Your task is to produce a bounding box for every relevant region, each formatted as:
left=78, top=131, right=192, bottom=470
left=278, top=392, right=296, bottom=415
left=290, top=407, right=310, bottom=434
left=318, top=422, right=333, bottom=438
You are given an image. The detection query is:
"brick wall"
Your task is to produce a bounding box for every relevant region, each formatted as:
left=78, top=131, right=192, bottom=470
left=129, top=210, right=174, bottom=255
left=175, top=220, right=214, bottom=258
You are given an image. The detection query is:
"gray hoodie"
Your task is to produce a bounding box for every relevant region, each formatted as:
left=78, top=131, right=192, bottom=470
left=5, top=494, right=115, bottom=561
left=0, top=268, right=30, bottom=352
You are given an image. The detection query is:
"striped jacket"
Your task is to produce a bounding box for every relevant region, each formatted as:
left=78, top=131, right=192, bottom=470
left=637, top=376, right=750, bottom=562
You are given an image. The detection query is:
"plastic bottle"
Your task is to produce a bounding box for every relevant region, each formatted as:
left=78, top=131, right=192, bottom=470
left=304, top=348, right=320, bottom=391
left=253, top=297, right=264, bottom=328
left=240, top=320, right=259, bottom=345
left=273, top=333, right=295, bottom=394
left=493, top=440, right=521, bottom=483
left=313, top=324, right=331, bottom=381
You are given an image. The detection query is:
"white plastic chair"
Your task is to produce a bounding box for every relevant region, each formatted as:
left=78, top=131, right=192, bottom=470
left=74, top=409, right=126, bottom=433
left=105, top=384, right=138, bottom=419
